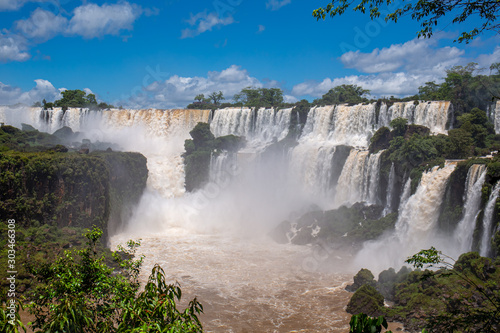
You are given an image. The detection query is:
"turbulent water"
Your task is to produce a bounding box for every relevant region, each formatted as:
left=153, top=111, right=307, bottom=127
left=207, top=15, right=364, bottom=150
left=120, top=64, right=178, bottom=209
left=1, top=101, right=491, bottom=331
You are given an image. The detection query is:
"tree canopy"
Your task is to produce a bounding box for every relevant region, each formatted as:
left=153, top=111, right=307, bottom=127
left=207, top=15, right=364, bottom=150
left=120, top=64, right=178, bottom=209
left=314, top=84, right=370, bottom=105
left=313, top=0, right=500, bottom=43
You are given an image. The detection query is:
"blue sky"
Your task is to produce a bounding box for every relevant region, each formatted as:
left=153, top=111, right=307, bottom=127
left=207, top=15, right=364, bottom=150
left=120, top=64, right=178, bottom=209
left=0, top=0, right=499, bottom=108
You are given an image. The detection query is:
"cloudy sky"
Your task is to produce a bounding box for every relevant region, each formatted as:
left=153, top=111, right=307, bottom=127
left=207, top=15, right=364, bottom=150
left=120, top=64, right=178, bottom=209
left=0, top=0, right=499, bottom=108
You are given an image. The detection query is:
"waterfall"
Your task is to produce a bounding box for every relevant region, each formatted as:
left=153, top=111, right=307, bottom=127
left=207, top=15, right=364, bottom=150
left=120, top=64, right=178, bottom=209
left=480, top=181, right=500, bottom=256
left=334, top=149, right=383, bottom=206
left=289, top=144, right=338, bottom=202
left=487, top=101, right=500, bottom=134
left=378, top=101, right=451, bottom=134
left=355, top=162, right=456, bottom=272
left=209, top=107, right=292, bottom=149
left=209, top=151, right=236, bottom=183
left=1, top=107, right=210, bottom=198
left=382, top=163, right=395, bottom=216
left=454, top=164, right=487, bottom=253
left=395, top=163, right=456, bottom=243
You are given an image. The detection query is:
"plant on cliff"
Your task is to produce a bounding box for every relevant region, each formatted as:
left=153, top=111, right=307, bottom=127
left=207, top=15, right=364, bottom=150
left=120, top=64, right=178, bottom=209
left=404, top=248, right=500, bottom=332
left=16, top=226, right=203, bottom=333
left=314, top=84, right=369, bottom=106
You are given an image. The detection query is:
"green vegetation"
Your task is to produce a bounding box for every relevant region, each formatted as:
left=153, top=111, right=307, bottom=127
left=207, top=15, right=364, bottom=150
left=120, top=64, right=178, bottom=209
left=347, top=248, right=500, bottom=332
left=41, top=89, right=114, bottom=111
left=0, top=125, right=148, bottom=301
left=313, top=1, right=500, bottom=43
left=183, top=122, right=245, bottom=191
left=313, top=84, right=369, bottom=106
left=272, top=203, right=398, bottom=248
left=413, top=63, right=500, bottom=116
left=349, top=313, right=391, bottom=333
left=2, top=227, right=203, bottom=332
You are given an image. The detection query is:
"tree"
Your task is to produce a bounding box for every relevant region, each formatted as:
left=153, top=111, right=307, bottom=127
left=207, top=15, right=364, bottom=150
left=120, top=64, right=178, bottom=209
left=20, top=226, right=204, bottom=333
left=313, top=1, right=500, bottom=43
left=314, top=84, right=369, bottom=105
left=208, top=91, right=224, bottom=106
left=195, top=94, right=205, bottom=103
left=406, top=248, right=500, bottom=332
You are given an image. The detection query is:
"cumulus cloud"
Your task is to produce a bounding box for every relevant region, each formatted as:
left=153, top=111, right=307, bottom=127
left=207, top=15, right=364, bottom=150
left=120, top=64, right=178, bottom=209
left=291, top=37, right=481, bottom=98
left=121, top=65, right=262, bottom=109
left=340, top=38, right=464, bottom=74
left=266, top=0, right=291, bottom=11
left=68, top=2, right=142, bottom=39
left=0, top=32, right=30, bottom=62
left=15, top=8, right=68, bottom=41
left=0, top=79, right=61, bottom=105
left=181, top=11, right=234, bottom=39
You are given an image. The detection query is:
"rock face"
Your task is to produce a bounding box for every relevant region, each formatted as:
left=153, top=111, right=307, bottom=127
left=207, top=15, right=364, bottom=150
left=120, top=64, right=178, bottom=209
left=0, top=150, right=148, bottom=239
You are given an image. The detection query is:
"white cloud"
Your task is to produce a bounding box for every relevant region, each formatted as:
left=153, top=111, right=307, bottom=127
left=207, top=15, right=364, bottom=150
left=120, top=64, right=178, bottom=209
left=122, top=65, right=262, bottom=108
left=0, top=0, right=27, bottom=11
left=0, top=79, right=61, bottom=105
left=291, top=37, right=480, bottom=98
left=181, top=11, right=234, bottom=39
left=15, top=8, right=68, bottom=41
left=68, top=2, right=141, bottom=39
left=0, top=32, right=30, bottom=62
left=340, top=38, right=464, bottom=74
left=257, top=25, right=265, bottom=33
left=266, top=0, right=291, bottom=11
left=477, top=45, right=500, bottom=72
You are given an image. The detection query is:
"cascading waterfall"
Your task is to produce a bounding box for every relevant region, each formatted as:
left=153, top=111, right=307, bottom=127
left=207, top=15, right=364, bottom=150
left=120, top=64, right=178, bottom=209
left=334, top=149, right=382, bottom=207
left=210, top=107, right=292, bottom=148
left=382, top=163, right=396, bottom=216
left=454, top=164, right=487, bottom=253
left=378, top=101, right=451, bottom=134
left=356, top=162, right=456, bottom=272
left=209, top=151, right=236, bottom=183
left=1, top=107, right=210, bottom=197
left=480, top=181, right=500, bottom=256
left=487, top=100, right=500, bottom=134
left=396, top=163, right=457, bottom=240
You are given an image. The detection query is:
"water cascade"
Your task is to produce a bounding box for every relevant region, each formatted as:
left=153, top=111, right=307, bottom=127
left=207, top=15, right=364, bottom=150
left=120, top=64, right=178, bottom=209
left=487, top=100, right=500, bottom=134
left=480, top=181, right=500, bottom=256
left=454, top=164, right=487, bottom=253
left=355, top=162, right=456, bottom=272
left=210, top=107, right=292, bottom=148
left=383, top=163, right=396, bottom=216
left=378, top=101, right=451, bottom=134
left=334, top=149, right=383, bottom=207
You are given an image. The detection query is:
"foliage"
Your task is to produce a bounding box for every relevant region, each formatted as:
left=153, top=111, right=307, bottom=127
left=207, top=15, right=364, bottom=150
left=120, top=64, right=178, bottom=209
left=413, top=63, right=500, bottom=115
left=54, top=90, right=98, bottom=110
left=389, top=118, right=407, bottom=137
left=346, top=269, right=376, bottom=292
left=208, top=91, right=224, bottom=106
left=313, top=84, right=369, bottom=105
left=402, top=248, right=500, bottom=332
left=183, top=122, right=244, bottom=191
left=234, top=87, right=284, bottom=107
left=346, top=284, right=385, bottom=317
left=313, top=1, right=500, bottom=43
left=17, top=227, right=203, bottom=332
left=349, top=313, right=391, bottom=333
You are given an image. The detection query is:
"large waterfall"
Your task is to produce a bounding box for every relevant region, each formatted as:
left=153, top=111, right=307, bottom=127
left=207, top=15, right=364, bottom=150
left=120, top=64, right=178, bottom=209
left=2, top=100, right=496, bottom=331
